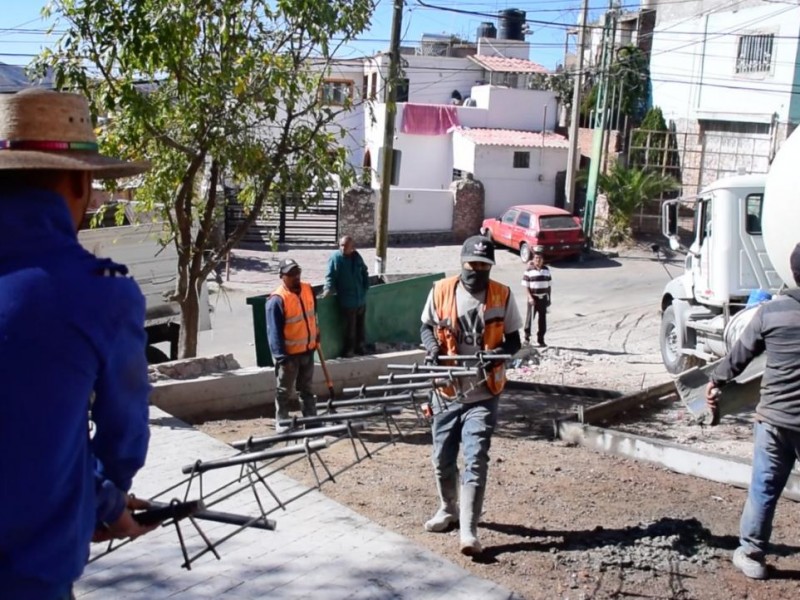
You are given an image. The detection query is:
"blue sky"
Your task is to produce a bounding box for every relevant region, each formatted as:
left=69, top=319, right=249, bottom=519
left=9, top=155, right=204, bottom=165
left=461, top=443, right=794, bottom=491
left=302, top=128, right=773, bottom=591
left=0, top=1, right=621, bottom=71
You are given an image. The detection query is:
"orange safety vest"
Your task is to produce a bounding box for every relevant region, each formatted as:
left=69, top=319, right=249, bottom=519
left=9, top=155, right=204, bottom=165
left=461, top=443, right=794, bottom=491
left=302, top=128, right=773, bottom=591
left=432, top=275, right=509, bottom=396
left=272, top=282, right=318, bottom=355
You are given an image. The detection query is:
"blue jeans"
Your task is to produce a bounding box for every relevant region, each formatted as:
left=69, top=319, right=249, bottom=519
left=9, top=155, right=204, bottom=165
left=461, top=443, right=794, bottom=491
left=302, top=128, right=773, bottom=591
left=431, top=396, right=499, bottom=488
left=740, top=420, right=800, bottom=557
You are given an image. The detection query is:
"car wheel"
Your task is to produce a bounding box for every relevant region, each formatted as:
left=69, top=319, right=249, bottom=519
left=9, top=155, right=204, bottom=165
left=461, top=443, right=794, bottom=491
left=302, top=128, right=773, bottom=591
left=659, top=305, right=702, bottom=374
left=519, top=242, right=531, bottom=263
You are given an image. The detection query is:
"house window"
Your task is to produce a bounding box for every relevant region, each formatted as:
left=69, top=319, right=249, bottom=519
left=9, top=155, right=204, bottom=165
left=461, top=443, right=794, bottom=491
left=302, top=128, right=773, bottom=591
left=320, top=79, right=354, bottom=106
left=370, top=72, right=378, bottom=100
left=362, top=75, right=369, bottom=101
left=736, top=34, right=774, bottom=74
left=513, top=151, right=530, bottom=169
left=452, top=168, right=464, bottom=181
left=395, top=78, right=410, bottom=103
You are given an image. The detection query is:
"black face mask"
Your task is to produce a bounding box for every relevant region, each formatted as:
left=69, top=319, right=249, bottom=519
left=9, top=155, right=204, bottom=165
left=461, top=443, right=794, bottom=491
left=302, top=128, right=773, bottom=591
left=460, top=268, right=490, bottom=293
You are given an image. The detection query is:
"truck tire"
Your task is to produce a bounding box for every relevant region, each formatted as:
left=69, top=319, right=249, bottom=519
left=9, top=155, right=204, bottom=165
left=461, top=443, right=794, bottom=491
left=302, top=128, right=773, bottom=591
left=660, top=305, right=701, bottom=374
left=519, top=242, right=531, bottom=263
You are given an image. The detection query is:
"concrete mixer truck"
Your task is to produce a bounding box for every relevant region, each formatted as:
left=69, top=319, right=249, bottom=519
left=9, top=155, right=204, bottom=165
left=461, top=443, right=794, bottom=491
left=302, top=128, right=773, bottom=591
left=658, top=126, right=800, bottom=376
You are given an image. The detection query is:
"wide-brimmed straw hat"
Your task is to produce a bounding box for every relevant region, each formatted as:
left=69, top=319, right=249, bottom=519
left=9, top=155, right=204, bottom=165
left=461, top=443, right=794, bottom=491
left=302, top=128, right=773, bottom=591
left=0, top=87, right=149, bottom=179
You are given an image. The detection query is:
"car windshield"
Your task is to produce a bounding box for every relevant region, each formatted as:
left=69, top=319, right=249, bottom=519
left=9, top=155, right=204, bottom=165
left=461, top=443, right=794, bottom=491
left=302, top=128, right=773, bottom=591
left=539, top=215, right=579, bottom=230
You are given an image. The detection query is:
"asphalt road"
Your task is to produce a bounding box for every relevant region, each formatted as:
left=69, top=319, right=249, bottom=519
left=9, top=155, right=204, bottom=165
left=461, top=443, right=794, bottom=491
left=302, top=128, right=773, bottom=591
left=196, top=242, right=683, bottom=369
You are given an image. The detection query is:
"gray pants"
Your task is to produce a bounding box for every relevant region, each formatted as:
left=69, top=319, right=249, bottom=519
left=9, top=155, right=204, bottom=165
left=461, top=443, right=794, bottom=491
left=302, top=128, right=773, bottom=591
left=275, top=351, right=317, bottom=421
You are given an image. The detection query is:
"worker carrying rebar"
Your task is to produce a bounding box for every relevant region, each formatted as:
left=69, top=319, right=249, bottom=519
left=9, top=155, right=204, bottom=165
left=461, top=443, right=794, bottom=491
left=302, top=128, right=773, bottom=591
left=419, top=235, right=522, bottom=556
left=0, top=88, right=156, bottom=598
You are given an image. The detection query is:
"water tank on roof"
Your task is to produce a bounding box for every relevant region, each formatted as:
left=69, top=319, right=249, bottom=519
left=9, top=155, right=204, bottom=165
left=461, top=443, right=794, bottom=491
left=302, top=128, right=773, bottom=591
left=477, top=22, right=497, bottom=39
left=499, top=9, right=526, bottom=41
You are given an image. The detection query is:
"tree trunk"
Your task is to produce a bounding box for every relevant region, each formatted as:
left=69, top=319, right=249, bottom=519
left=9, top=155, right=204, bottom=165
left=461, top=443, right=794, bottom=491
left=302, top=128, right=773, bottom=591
left=179, top=275, right=201, bottom=358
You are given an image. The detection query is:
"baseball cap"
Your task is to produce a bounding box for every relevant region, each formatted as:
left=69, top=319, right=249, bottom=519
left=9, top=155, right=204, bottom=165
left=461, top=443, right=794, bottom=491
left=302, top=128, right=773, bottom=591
left=279, top=258, right=301, bottom=275
left=532, top=245, right=545, bottom=256
left=461, top=235, right=495, bottom=265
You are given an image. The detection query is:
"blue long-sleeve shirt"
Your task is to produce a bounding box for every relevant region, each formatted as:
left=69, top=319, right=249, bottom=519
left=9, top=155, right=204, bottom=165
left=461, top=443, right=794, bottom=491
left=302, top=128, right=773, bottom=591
left=0, top=188, right=151, bottom=597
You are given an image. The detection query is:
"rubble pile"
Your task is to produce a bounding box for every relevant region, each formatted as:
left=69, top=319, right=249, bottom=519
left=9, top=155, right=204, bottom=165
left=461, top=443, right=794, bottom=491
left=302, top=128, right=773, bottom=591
left=148, top=353, right=241, bottom=382
left=554, top=518, right=722, bottom=574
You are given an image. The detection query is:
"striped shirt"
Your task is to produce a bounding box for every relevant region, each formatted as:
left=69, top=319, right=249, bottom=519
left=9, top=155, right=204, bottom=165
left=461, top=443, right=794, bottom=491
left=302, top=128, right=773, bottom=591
left=521, top=265, right=551, bottom=298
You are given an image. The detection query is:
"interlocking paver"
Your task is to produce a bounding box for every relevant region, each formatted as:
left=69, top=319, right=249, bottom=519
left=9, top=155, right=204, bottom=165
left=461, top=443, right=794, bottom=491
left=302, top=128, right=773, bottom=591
left=74, top=407, right=515, bottom=599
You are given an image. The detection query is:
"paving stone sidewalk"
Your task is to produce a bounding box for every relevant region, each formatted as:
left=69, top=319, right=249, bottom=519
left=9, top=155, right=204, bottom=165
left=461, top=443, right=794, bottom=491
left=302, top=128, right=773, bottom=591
left=75, top=408, right=516, bottom=599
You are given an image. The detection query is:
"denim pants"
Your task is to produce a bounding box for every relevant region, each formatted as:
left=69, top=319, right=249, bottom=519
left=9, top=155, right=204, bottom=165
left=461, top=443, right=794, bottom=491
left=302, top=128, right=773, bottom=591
left=275, top=351, right=316, bottom=420
left=431, top=396, right=499, bottom=488
left=740, top=420, right=800, bottom=556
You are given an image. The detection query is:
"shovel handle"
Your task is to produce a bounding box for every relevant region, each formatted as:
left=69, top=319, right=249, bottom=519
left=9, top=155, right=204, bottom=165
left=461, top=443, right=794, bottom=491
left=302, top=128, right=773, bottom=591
left=316, top=345, right=334, bottom=390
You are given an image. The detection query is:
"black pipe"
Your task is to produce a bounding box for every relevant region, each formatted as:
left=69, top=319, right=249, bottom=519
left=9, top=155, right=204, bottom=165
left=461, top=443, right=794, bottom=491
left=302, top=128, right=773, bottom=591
left=182, top=440, right=328, bottom=474
left=231, top=423, right=366, bottom=451
left=277, top=406, right=403, bottom=428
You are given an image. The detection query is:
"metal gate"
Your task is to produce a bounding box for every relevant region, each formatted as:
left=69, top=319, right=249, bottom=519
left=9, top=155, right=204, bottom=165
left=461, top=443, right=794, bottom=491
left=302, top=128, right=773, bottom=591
left=225, top=188, right=340, bottom=247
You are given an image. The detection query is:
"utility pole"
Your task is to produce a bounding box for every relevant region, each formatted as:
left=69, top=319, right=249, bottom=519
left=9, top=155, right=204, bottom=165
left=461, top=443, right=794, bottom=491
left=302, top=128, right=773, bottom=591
left=583, top=8, right=617, bottom=244
left=375, top=0, right=403, bottom=275
left=563, top=0, right=590, bottom=216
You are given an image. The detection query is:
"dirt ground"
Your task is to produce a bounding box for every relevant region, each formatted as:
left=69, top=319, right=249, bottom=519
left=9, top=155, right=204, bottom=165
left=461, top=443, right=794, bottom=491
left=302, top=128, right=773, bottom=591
left=198, top=357, right=800, bottom=599
left=197, top=244, right=800, bottom=599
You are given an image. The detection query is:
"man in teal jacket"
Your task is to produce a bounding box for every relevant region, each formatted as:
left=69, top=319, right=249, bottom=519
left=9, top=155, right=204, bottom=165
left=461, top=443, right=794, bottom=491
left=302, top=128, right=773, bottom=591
left=323, top=235, right=370, bottom=357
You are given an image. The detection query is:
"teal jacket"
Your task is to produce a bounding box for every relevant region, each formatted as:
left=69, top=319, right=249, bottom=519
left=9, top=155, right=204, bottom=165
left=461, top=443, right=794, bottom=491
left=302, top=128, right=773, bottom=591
left=324, top=250, right=370, bottom=309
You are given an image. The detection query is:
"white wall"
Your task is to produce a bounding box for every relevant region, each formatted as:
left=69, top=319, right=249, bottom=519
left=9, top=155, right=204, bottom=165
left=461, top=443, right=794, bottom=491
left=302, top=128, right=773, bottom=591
left=384, top=189, right=453, bottom=232
left=366, top=54, right=485, bottom=105
left=469, top=86, right=558, bottom=130
left=476, top=38, right=530, bottom=60
left=453, top=138, right=476, bottom=173
left=471, top=145, right=569, bottom=215
left=650, top=4, right=800, bottom=124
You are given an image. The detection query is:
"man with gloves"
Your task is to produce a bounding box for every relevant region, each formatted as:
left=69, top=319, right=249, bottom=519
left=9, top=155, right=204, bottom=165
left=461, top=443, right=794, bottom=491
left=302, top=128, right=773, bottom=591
left=419, top=235, right=522, bottom=556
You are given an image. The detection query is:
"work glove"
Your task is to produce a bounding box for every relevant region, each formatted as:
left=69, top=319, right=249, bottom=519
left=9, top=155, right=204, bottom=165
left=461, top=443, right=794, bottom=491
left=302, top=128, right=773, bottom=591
left=319, top=289, right=331, bottom=299
left=424, top=348, right=440, bottom=366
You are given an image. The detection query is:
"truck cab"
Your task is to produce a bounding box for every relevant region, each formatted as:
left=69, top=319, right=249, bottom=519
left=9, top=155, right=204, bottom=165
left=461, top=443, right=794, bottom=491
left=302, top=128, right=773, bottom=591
left=659, top=175, right=781, bottom=373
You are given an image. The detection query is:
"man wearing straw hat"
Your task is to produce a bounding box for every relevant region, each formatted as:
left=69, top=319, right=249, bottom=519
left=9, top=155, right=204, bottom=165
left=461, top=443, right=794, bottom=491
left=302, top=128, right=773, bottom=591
left=0, top=88, right=156, bottom=598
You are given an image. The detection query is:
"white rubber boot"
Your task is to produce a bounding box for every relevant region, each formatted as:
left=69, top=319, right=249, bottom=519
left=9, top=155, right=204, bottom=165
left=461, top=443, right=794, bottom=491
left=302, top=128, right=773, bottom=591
left=424, top=474, right=459, bottom=532
left=459, top=484, right=485, bottom=556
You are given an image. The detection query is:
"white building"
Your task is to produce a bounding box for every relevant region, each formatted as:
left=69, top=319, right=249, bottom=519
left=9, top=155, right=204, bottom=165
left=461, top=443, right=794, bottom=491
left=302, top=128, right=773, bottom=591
left=311, top=10, right=571, bottom=234
left=648, top=0, right=800, bottom=187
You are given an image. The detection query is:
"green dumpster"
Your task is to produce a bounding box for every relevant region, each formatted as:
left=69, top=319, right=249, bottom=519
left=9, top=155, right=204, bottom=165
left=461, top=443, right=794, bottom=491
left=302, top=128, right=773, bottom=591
left=246, top=272, right=444, bottom=367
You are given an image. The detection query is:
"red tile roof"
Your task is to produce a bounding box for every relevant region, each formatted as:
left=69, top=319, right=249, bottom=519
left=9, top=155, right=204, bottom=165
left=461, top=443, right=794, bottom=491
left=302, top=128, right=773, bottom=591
left=455, top=128, right=570, bottom=149
left=468, top=55, right=549, bottom=74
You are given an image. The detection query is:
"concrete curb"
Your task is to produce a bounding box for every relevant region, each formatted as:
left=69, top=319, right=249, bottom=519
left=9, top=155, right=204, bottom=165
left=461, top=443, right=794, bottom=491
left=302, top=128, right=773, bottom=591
left=151, top=349, right=426, bottom=422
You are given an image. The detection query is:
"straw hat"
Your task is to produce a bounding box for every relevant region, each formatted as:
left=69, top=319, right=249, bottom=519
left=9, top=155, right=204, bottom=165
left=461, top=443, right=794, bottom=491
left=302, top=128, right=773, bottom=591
left=0, top=88, right=149, bottom=179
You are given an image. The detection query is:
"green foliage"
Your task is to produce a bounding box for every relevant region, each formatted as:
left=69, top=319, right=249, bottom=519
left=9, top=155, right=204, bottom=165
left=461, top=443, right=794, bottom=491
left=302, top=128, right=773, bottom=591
left=580, top=45, right=649, bottom=126
left=629, top=106, right=673, bottom=170
left=34, top=0, right=375, bottom=356
left=529, top=69, right=573, bottom=105
left=596, top=163, right=678, bottom=245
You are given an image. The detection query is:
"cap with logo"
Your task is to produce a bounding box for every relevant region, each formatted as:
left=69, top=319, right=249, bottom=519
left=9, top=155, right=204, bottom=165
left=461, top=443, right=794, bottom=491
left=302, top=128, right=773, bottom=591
left=460, top=235, right=495, bottom=265
left=279, top=258, right=301, bottom=275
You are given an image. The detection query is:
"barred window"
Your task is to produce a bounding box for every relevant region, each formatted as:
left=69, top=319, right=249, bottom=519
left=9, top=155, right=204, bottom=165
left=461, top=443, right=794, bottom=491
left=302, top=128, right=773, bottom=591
left=320, top=79, right=353, bottom=106
left=736, top=34, right=773, bottom=74
left=513, top=151, right=530, bottom=169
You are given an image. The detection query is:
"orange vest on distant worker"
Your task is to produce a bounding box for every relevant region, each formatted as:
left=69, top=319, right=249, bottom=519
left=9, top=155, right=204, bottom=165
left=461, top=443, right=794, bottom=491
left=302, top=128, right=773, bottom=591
left=432, top=275, right=509, bottom=396
left=272, top=282, right=318, bottom=355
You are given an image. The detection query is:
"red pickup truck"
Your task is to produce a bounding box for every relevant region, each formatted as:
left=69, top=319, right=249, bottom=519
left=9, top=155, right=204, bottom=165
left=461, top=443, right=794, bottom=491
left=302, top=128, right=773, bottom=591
left=480, top=204, right=585, bottom=262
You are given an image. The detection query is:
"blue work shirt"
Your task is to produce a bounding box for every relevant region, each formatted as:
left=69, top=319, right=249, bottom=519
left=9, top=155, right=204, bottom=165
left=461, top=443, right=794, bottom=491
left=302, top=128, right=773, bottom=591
left=323, top=250, right=370, bottom=309
left=0, top=188, right=151, bottom=598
